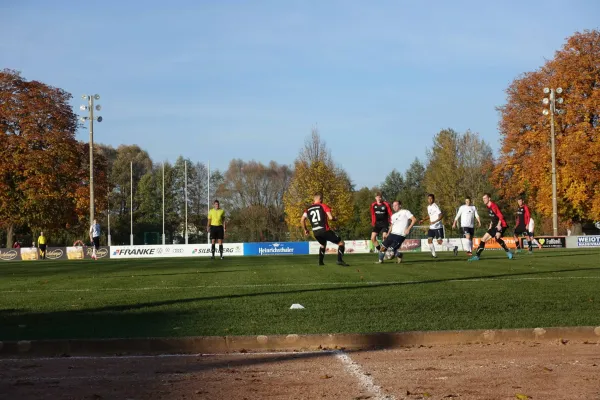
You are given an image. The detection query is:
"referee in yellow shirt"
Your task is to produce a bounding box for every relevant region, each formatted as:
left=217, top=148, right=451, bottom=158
left=207, top=200, right=226, bottom=259
left=38, top=231, right=47, bottom=260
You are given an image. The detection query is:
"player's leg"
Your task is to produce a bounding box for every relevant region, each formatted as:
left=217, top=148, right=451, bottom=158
left=464, top=228, right=473, bottom=255
left=210, top=231, right=216, bottom=259
left=370, top=230, right=379, bottom=252
left=314, top=234, right=327, bottom=265
left=513, top=229, right=521, bottom=252
left=495, top=228, right=513, bottom=259
left=329, top=231, right=348, bottom=266
left=470, top=232, right=492, bottom=261
left=377, top=235, right=395, bottom=263
left=427, top=231, right=437, bottom=258
left=394, top=236, right=407, bottom=263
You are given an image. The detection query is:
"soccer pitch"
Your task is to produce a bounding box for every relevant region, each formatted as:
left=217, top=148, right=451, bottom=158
left=1, top=249, right=599, bottom=341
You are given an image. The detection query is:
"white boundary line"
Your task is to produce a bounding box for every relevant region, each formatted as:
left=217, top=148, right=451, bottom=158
left=335, top=350, right=394, bottom=400
left=2, top=276, right=600, bottom=294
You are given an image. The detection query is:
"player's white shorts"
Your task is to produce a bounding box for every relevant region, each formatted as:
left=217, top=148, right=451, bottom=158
left=527, top=219, right=535, bottom=233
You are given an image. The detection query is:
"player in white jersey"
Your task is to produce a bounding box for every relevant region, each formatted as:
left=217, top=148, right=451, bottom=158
left=89, top=219, right=101, bottom=260
left=377, top=200, right=417, bottom=264
left=420, top=194, right=456, bottom=258
left=452, top=196, right=481, bottom=256
left=526, top=218, right=542, bottom=250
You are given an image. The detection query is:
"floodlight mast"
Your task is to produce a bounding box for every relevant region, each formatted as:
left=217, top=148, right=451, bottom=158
left=80, top=94, right=103, bottom=227
left=542, top=87, right=563, bottom=236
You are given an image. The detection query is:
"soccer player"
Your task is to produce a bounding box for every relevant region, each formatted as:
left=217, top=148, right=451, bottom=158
left=452, top=197, right=481, bottom=256
left=89, top=220, right=101, bottom=260
left=37, top=231, right=47, bottom=260
left=301, top=192, right=349, bottom=267
left=420, top=194, right=456, bottom=258
left=370, top=192, right=393, bottom=252
left=207, top=200, right=226, bottom=260
left=377, top=200, right=417, bottom=264
left=469, top=193, right=513, bottom=261
left=527, top=217, right=543, bottom=250
left=513, top=196, right=536, bottom=254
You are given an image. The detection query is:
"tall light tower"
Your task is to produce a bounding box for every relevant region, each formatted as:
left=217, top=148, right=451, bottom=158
left=542, top=87, right=564, bottom=236
left=79, top=94, right=103, bottom=226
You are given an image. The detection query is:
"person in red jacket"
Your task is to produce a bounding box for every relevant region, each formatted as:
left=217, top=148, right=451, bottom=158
left=513, top=196, right=536, bottom=254
left=469, top=193, right=513, bottom=261
left=369, top=192, right=393, bottom=252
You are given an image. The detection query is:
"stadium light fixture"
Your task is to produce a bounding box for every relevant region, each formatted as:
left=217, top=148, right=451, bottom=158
left=79, top=94, right=104, bottom=226
left=541, top=87, right=565, bottom=236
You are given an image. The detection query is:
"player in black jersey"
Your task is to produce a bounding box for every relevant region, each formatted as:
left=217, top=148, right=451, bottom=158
left=370, top=192, right=393, bottom=252
left=301, top=192, right=349, bottom=266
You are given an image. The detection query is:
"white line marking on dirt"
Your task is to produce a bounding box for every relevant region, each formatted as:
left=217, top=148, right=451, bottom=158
left=2, top=276, right=600, bottom=294
left=335, top=350, right=394, bottom=400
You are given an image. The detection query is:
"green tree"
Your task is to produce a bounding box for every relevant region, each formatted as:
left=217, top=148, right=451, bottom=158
left=380, top=170, right=404, bottom=202
left=402, top=158, right=427, bottom=217
left=284, top=129, right=353, bottom=240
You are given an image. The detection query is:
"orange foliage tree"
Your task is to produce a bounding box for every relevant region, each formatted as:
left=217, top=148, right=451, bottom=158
left=0, top=70, right=88, bottom=246
left=494, top=30, right=600, bottom=230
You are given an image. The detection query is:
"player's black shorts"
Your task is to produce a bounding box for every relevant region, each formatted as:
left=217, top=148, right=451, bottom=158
left=39, top=244, right=46, bottom=252
left=92, top=236, right=100, bottom=250
left=381, top=233, right=406, bottom=252
left=314, top=229, right=341, bottom=247
left=462, top=227, right=475, bottom=237
left=513, top=225, right=530, bottom=236
left=372, top=222, right=389, bottom=235
left=209, top=226, right=224, bottom=240
left=427, top=228, right=444, bottom=239
left=487, top=226, right=508, bottom=238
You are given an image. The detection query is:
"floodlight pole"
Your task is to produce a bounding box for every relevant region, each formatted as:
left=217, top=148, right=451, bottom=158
left=549, top=90, right=558, bottom=237
left=88, top=96, right=95, bottom=226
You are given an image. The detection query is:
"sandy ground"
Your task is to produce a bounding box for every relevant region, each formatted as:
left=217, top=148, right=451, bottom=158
left=1, top=341, right=600, bottom=400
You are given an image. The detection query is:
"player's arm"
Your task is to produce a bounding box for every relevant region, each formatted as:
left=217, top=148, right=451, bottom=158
left=222, top=214, right=226, bottom=231
left=206, top=213, right=212, bottom=232
left=385, top=202, right=393, bottom=222
left=491, top=204, right=506, bottom=229
left=300, top=211, right=309, bottom=235
left=452, top=206, right=462, bottom=228
left=524, top=205, right=531, bottom=227
left=405, top=215, right=417, bottom=236
left=475, top=208, right=481, bottom=227
left=370, top=203, right=376, bottom=226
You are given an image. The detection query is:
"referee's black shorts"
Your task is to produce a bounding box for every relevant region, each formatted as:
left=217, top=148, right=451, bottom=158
left=210, top=225, right=224, bottom=240
left=92, top=236, right=100, bottom=250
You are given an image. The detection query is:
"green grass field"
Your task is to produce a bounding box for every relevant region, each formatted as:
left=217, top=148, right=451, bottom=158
left=1, top=249, right=599, bottom=341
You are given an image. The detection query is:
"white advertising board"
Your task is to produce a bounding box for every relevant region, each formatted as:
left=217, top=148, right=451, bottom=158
left=309, top=239, right=371, bottom=255
left=109, top=243, right=244, bottom=259
left=420, top=238, right=472, bottom=252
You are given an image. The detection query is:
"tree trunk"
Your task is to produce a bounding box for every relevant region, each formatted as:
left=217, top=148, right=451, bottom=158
left=6, top=224, right=14, bottom=248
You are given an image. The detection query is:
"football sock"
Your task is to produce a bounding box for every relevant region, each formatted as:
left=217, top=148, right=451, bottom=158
left=497, top=238, right=509, bottom=252
left=319, top=247, right=325, bottom=264
left=378, top=250, right=385, bottom=261
left=429, top=243, right=436, bottom=257
left=219, top=244, right=223, bottom=257
left=515, top=239, right=521, bottom=250
left=375, top=245, right=381, bottom=251
left=476, top=241, right=485, bottom=256
left=337, top=245, right=345, bottom=262
left=211, top=244, right=215, bottom=257
left=467, top=239, right=473, bottom=252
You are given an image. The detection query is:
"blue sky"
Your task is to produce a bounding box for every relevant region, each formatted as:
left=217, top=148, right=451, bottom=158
left=2, top=0, right=598, bottom=188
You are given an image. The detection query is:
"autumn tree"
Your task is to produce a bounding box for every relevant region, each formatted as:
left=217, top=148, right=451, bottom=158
left=424, top=129, right=495, bottom=225
left=495, top=30, right=600, bottom=232
left=217, top=159, right=292, bottom=242
left=284, top=129, right=353, bottom=240
left=0, top=70, right=82, bottom=247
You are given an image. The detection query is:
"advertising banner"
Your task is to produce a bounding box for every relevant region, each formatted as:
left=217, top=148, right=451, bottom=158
left=0, top=248, right=20, bottom=261
left=67, top=246, right=85, bottom=260
left=576, top=235, right=600, bottom=247
left=473, top=237, right=518, bottom=250
left=45, top=247, right=67, bottom=260
left=309, top=239, right=368, bottom=255
left=109, top=244, right=244, bottom=259
left=20, top=247, right=39, bottom=261
left=521, top=237, right=566, bottom=249
left=420, top=238, right=472, bottom=252
left=243, top=242, right=309, bottom=256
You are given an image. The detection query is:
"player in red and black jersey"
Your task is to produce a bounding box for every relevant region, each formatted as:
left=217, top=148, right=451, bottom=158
left=370, top=192, right=393, bottom=252
left=301, top=192, right=349, bottom=266
left=513, top=196, right=535, bottom=253
left=469, top=193, right=513, bottom=261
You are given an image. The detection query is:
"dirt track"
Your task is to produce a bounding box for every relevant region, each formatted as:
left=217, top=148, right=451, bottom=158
left=1, top=341, right=599, bottom=400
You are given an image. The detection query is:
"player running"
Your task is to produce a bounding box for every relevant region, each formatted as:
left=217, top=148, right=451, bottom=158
left=377, top=200, right=417, bottom=264
left=420, top=194, right=457, bottom=258
left=513, top=196, right=537, bottom=254
left=370, top=192, right=393, bottom=252
left=469, top=193, right=513, bottom=261
left=452, top=197, right=481, bottom=256
left=301, top=193, right=349, bottom=267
